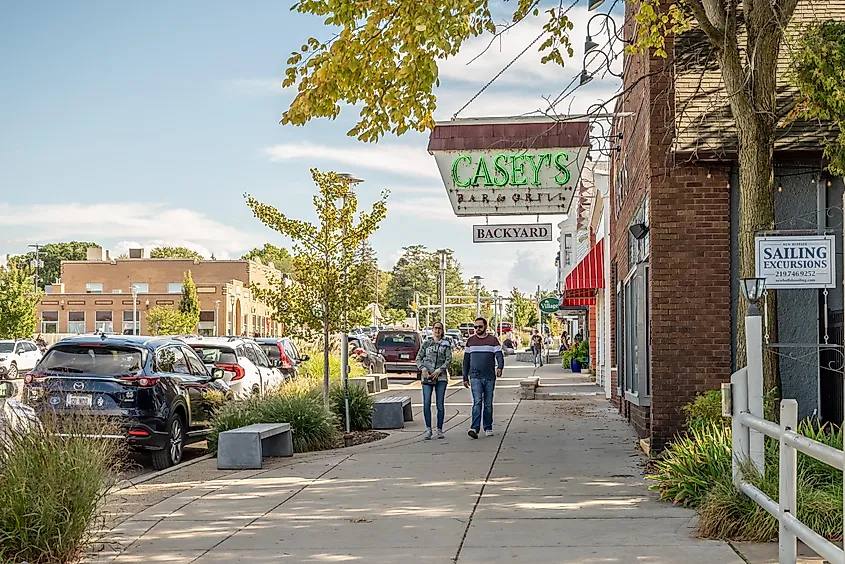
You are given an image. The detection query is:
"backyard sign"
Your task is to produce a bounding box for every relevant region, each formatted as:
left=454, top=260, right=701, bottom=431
left=472, top=223, right=553, bottom=243
left=755, top=235, right=836, bottom=289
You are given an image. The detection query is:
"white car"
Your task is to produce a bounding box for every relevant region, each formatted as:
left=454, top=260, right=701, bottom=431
left=0, top=340, right=42, bottom=380
left=181, top=336, right=284, bottom=398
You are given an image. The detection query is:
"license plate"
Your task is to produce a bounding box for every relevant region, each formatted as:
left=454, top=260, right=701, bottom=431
left=66, top=394, right=92, bottom=407
left=399, top=354, right=410, bottom=359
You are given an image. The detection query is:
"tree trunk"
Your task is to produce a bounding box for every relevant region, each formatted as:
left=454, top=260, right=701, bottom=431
left=734, top=114, right=780, bottom=395
left=322, top=304, right=330, bottom=410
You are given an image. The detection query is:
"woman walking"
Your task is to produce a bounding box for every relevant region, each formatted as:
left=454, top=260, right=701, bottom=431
left=416, top=321, right=452, bottom=440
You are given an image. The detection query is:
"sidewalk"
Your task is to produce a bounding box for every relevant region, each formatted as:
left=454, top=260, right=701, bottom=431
left=91, top=358, right=742, bottom=563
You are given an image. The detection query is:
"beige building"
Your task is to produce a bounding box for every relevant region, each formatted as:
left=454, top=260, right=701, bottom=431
left=37, top=248, right=285, bottom=337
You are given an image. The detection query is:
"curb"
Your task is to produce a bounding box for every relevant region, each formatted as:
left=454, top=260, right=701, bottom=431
left=110, top=453, right=214, bottom=493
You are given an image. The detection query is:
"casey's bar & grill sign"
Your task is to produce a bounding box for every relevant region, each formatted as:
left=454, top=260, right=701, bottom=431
left=427, top=117, right=590, bottom=217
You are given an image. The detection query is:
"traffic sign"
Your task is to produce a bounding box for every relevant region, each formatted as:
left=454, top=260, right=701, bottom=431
left=539, top=297, right=561, bottom=313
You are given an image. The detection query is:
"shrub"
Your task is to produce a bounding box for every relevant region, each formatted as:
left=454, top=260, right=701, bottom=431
left=300, top=353, right=365, bottom=381
left=449, top=351, right=464, bottom=379
left=682, top=390, right=727, bottom=431
left=0, top=413, right=125, bottom=564
left=209, top=393, right=338, bottom=454
left=649, top=421, right=732, bottom=507
left=329, top=382, right=375, bottom=431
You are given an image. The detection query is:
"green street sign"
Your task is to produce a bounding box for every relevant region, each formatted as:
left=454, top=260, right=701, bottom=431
left=539, top=297, right=562, bottom=314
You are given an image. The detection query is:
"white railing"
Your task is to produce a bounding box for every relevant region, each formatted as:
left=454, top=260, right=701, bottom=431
left=727, top=366, right=845, bottom=563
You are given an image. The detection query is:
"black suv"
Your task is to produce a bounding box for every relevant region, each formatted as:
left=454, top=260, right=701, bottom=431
left=23, top=334, right=233, bottom=470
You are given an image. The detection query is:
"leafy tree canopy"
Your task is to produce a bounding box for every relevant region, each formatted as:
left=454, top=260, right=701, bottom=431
left=0, top=262, right=40, bottom=339
left=179, top=270, right=201, bottom=332
left=242, top=243, right=295, bottom=274
left=11, top=241, right=98, bottom=290
left=150, top=246, right=203, bottom=260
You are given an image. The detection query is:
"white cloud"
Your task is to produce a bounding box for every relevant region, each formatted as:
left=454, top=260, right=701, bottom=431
left=226, top=78, right=285, bottom=96
left=264, top=142, right=440, bottom=180
left=0, top=203, right=263, bottom=259
left=506, top=247, right=559, bottom=290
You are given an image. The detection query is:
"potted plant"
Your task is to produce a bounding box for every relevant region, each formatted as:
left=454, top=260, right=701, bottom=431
left=563, top=341, right=589, bottom=373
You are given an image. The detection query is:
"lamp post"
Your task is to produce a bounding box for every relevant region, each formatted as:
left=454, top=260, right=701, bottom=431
left=473, top=276, right=483, bottom=320
left=28, top=244, right=42, bottom=291
left=740, top=277, right=767, bottom=475
left=229, top=294, right=235, bottom=336
left=130, top=284, right=138, bottom=335
left=437, top=249, right=448, bottom=326
left=491, top=289, right=499, bottom=335
left=338, top=173, right=363, bottom=440
left=215, top=300, right=221, bottom=336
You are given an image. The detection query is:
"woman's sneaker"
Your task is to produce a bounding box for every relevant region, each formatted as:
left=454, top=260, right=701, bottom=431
left=423, top=428, right=432, bottom=440
left=468, top=429, right=479, bottom=439
left=436, top=429, right=445, bottom=439
left=484, top=430, right=494, bottom=437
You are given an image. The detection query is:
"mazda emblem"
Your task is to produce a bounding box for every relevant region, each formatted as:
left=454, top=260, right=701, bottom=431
left=72, top=381, right=84, bottom=391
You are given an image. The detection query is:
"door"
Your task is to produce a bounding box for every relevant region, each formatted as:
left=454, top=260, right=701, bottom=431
left=156, top=345, right=199, bottom=429
left=182, top=346, right=216, bottom=430
left=21, top=342, right=39, bottom=370
left=249, top=343, right=279, bottom=389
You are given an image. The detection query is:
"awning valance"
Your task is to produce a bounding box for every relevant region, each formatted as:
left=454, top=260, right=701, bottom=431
left=561, top=239, right=605, bottom=307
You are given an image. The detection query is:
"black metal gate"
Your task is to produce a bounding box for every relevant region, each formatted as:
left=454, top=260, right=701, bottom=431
left=819, top=309, right=844, bottom=424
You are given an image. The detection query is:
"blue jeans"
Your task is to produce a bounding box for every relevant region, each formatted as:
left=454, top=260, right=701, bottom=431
left=533, top=347, right=543, bottom=366
left=470, top=378, right=496, bottom=432
left=422, top=379, right=447, bottom=429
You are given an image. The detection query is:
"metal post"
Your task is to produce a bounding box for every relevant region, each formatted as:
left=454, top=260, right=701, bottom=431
left=426, top=295, right=430, bottom=328
left=474, top=276, right=482, bottom=320
left=414, top=291, right=420, bottom=331
left=730, top=369, right=749, bottom=488
left=28, top=244, right=42, bottom=291
left=492, top=290, right=499, bottom=334
left=536, top=285, right=542, bottom=336
left=779, top=399, right=798, bottom=562
left=131, top=285, right=138, bottom=336
left=215, top=300, right=220, bottom=336
left=746, top=310, right=765, bottom=474
left=438, top=250, right=447, bottom=326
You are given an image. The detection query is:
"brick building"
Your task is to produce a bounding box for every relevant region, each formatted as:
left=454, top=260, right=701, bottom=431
left=609, top=3, right=845, bottom=450
left=37, top=248, right=284, bottom=338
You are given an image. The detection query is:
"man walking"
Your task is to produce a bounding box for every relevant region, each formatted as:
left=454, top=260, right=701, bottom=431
left=531, top=329, right=544, bottom=367
left=463, top=317, right=504, bottom=439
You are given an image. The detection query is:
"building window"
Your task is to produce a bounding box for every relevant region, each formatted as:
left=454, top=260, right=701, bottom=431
left=123, top=310, right=140, bottom=335
left=95, top=311, right=113, bottom=334
left=42, top=311, right=59, bottom=334
left=619, top=263, right=650, bottom=405
left=198, top=310, right=216, bottom=337
left=68, top=311, right=85, bottom=334
left=131, top=283, right=149, bottom=294
left=168, top=283, right=183, bottom=294
left=86, top=283, right=103, bottom=294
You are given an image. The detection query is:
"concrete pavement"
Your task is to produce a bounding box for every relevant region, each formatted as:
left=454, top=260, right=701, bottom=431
left=91, top=358, right=742, bottom=563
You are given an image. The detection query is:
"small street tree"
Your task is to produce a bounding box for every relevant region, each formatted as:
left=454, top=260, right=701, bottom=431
left=150, top=246, right=203, bottom=260
left=246, top=169, right=388, bottom=407
left=507, top=288, right=534, bottom=330
left=0, top=262, right=40, bottom=339
left=146, top=306, right=190, bottom=336
left=179, top=270, right=200, bottom=333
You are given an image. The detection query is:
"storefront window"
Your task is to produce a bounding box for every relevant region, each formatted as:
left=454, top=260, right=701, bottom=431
left=198, top=310, right=215, bottom=337
left=68, top=311, right=85, bottom=334
left=123, top=310, right=140, bottom=335
left=620, top=263, right=650, bottom=405
left=95, top=311, right=113, bottom=334
left=42, top=311, right=59, bottom=334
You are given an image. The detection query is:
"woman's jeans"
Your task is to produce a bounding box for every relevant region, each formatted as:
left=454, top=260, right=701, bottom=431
left=470, top=378, right=496, bottom=432
left=422, top=379, right=448, bottom=429
left=533, top=347, right=543, bottom=366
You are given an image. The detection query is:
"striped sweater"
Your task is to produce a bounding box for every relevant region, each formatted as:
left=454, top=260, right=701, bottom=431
left=462, top=333, right=504, bottom=381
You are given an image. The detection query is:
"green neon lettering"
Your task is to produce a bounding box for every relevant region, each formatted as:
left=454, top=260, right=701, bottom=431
left=511, top=155, right=528, bottom=185
left=452, top=155, right=472, bottom=187
left=527, top=153, right=552, bottom=185
left=554, top=152, right=571, bottom=185
left=471, top=156, right=493, bottom=186
left=493, top=154, right=510, bottom=186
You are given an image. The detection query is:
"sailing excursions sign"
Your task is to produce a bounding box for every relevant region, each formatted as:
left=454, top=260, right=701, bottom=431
left=755, top=235, right=836, bottom=289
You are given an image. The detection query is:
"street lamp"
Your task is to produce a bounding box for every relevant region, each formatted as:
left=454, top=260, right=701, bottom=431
left=338, top=172, right=364, bottom=441
left=492, top=289, right=499, bottom=335
left=28, top=244, right=42, bottom=290
left=472, top=276, right=483, bottom=319
left=740, top=278, right=767, bottom=316
left=215, top=300, right=221, bottom=336
left=130, top=284, right=138, bottom=335
left=437, top=249, right=449, bottom=326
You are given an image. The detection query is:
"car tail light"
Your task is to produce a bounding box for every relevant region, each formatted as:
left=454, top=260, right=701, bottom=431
left=128, top=429, right=150, bottom=437
left=216, top=363, right=246, bottom=381
left=24, top=372, right=38, bottom=384
left=352, top=348, right=366, bottom=356
left=119, top=376, right=161, bottom=387
left=276, top=344, right=293, bottom=369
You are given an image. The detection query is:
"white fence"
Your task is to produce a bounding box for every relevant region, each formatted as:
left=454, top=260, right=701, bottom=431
left=726, top=310, right=845, bottom=564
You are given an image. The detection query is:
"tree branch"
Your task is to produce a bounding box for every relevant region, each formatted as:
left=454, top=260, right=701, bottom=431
left=685, top=0, right=726, bottom=49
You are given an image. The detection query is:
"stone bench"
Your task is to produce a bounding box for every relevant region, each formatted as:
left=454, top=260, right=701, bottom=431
left=372, top=374, right=389, bottom=393
left=217, top=423, right=293, bottom=470
left=372, top=396, right=413, bottom=429
left=519, top=377, right=540, bottom=400
left=349, top=376, right=376, bottom=394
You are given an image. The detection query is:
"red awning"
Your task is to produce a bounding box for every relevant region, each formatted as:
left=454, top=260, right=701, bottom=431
left=561, top=239, right=605, bottom=307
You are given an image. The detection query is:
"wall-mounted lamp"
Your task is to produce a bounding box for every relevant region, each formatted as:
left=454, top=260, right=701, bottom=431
left=740, top=277, right=766, bottom=316
left=60, top=299, right=65, bottom=310
left=629, top=223, right=649, bottom=240
left=588, top=0, right=605, bottom=10
left=145, top=299, right=150, bottom=309
left=579, top=69, right=593, bottom=86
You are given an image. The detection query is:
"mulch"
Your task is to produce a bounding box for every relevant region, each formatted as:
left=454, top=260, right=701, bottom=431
left=333, top=430, right=389, bottom=449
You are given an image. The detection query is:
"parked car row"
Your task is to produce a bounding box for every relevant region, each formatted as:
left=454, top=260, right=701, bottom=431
left=0, top=339, right=43, bottom=379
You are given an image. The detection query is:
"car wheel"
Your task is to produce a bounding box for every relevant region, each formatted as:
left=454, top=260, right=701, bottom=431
left=7, top=362, right=17, bottom=380
left=151, top=414, right=184, bottom=470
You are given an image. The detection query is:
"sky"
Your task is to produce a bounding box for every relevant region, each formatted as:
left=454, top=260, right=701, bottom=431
left=0, top=0, right=622, bottom=294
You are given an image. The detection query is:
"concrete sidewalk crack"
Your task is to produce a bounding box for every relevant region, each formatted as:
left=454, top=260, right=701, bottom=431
left=453, top=397, right=521, bottom=563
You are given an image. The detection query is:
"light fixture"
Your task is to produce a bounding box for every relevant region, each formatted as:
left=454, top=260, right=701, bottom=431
left=588, top=0, right=605, bottom=10
left=145, top=299, right=150, bottom=308
left=706, top=168, right=712, bottom=179
left=629, top=222, right=649, bottom=240
left=584, top=36, right=599, bottom=53
left=60, top=299, right=65, bottom=310
left=827, top=179, right=833, bottom=187
left=778, top=185, right=783, bottom=193
left=579, top=69, right=593, bottom=86
left=740, top=277, right=766, bottom=315
left=338, top=172, right=364, bottom=184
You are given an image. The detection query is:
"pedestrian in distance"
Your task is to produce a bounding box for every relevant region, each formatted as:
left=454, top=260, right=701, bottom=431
left=34, top=333, right=47, bottom=354
left=416, top=321, right=452, bottom=440
left=531, top=329, right=544, bottom=367
left=463, top=317, right=504, bottom=439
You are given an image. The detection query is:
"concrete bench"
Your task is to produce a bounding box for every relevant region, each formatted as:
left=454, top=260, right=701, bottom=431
left=519, top=377, right=540, bottom=400
left=217, top=423, right=293, bottom=470
left=372, top=396, right=413, bottom=429
left=372, top=374, right=389, bottom=393
left=349, top=376, right=376, bottom=394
